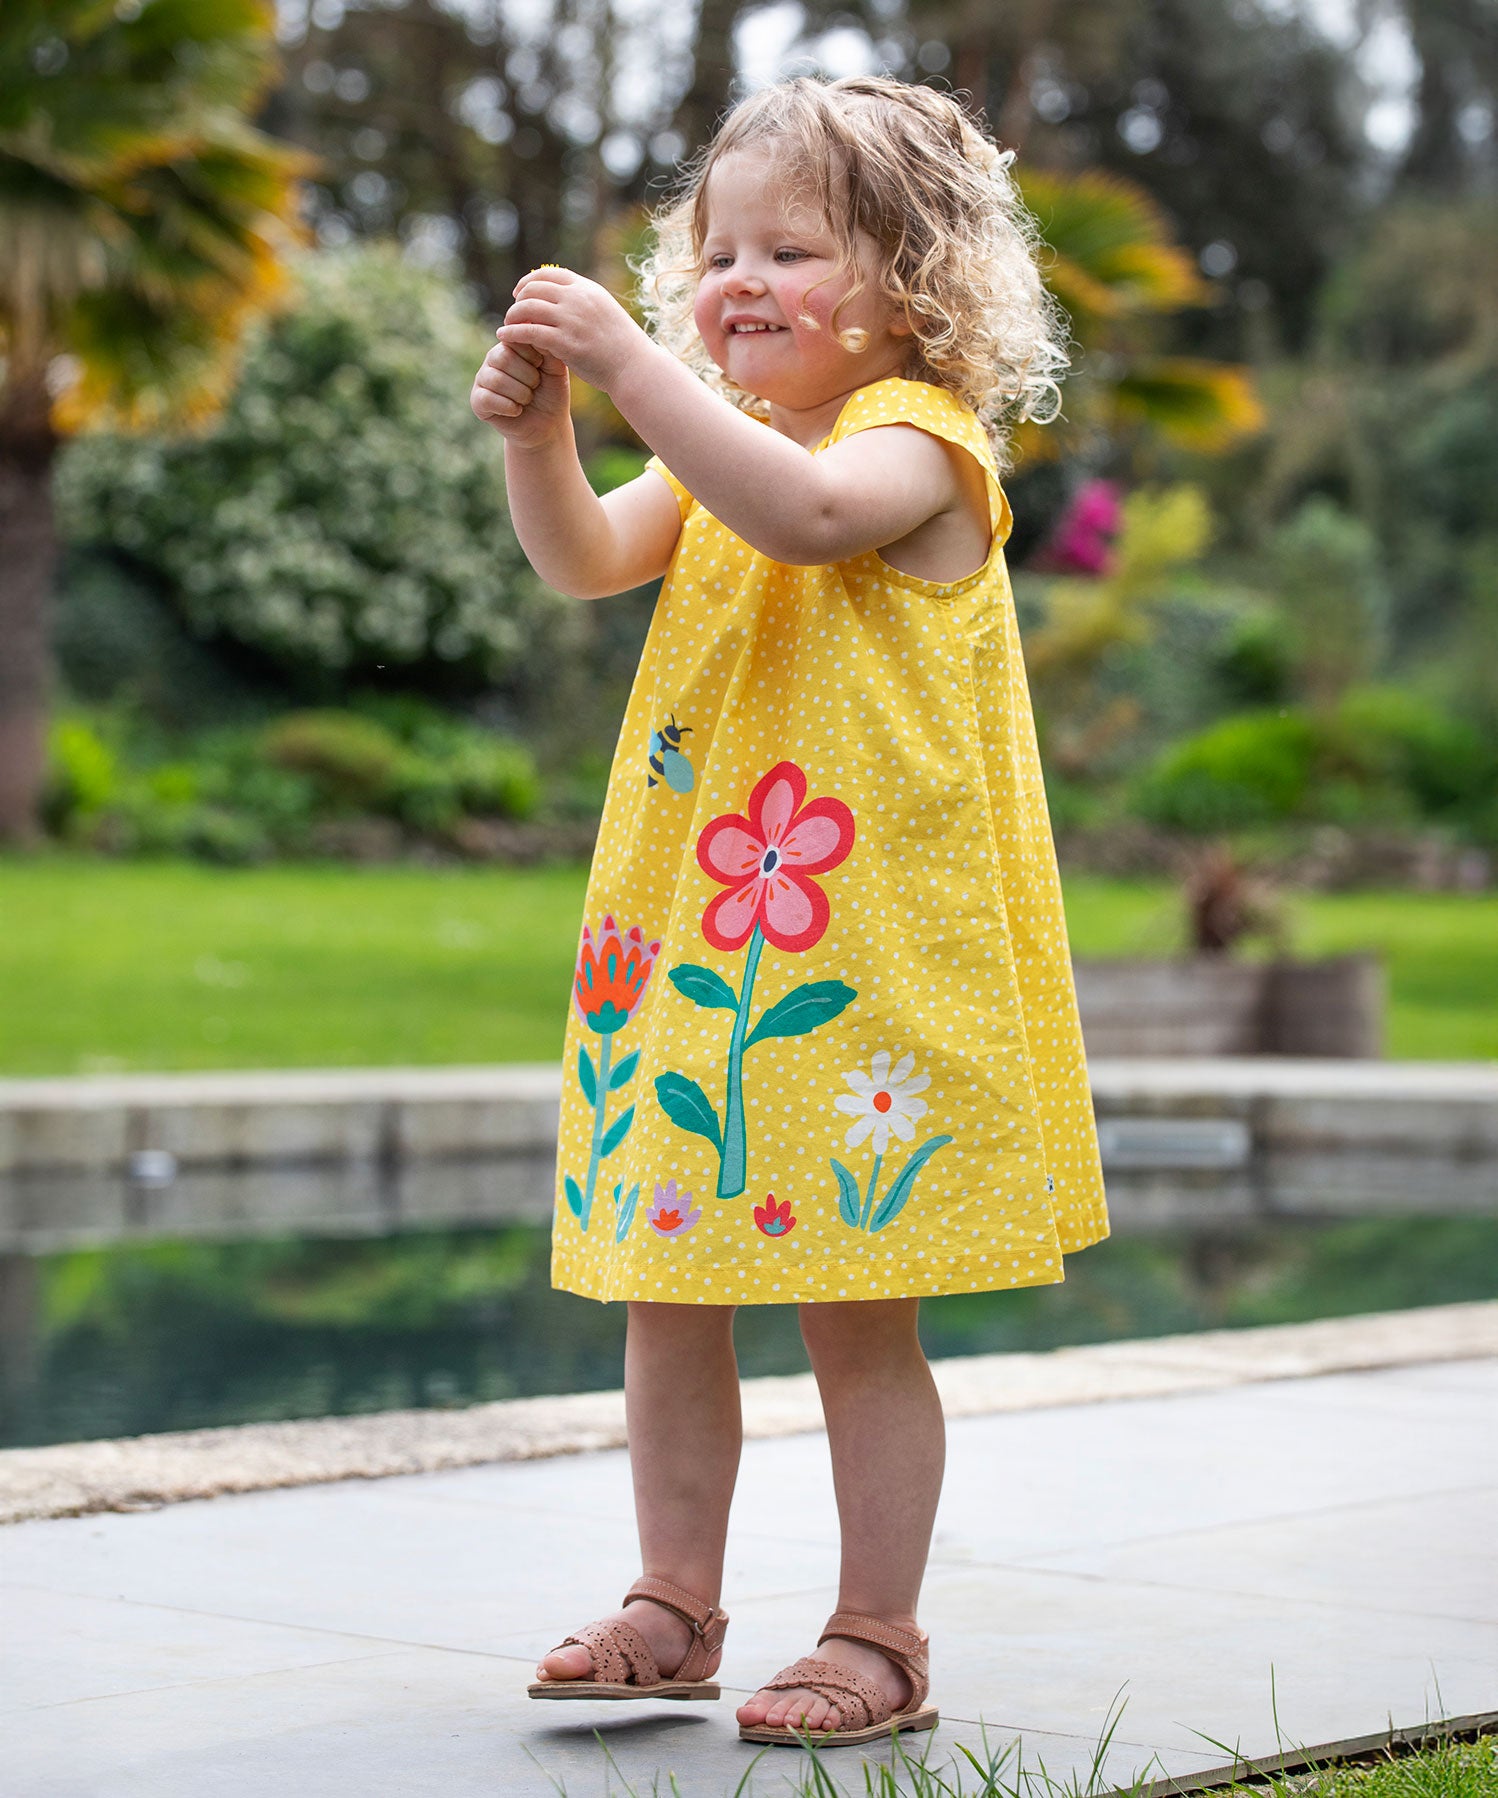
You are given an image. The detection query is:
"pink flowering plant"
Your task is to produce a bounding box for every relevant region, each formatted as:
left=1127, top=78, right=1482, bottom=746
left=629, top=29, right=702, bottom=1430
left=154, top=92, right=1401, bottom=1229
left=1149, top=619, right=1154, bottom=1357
left=655, top=761, right=856, bottom=1200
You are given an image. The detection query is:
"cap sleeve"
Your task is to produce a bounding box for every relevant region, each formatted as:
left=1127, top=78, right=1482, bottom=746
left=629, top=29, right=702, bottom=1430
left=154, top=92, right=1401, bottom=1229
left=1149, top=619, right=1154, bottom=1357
left=643, top=454, right=695, bottom=526
left=829, top=378, right=1013, bottom=548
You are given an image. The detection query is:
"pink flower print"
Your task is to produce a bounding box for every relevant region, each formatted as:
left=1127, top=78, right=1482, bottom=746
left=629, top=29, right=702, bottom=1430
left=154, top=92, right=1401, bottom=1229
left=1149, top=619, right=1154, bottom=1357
left=835, top=1050, right=931, bottom=1154
left=573, top=915, right=661, bottom=1033
left=695, top=761, right=855, bottom=954
left=753, top=1193, right=796, bottom=1237
left=646, top=1180, right=701, bottom=1237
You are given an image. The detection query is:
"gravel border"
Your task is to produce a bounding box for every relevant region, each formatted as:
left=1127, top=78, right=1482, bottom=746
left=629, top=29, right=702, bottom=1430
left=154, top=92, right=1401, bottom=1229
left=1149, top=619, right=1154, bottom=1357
left=3, top=1301, right=1494, bottom=1526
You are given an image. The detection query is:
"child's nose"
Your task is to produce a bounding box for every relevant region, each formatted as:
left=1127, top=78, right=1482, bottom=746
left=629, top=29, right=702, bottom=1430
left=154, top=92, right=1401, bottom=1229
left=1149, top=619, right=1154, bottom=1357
left=724, top=265, right=767, bottom=296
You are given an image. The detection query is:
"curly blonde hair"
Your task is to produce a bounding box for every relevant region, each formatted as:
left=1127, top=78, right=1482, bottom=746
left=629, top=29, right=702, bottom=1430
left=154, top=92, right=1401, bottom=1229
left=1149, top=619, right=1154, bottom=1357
left=633, top=74, right=1069, bottom=472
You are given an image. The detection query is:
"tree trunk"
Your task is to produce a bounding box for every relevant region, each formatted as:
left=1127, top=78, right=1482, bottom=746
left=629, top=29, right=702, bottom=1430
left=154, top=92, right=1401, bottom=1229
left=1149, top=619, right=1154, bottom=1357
left=669, top=0, right=743, bottom=163
left=0, top=371, right=58, bottom=845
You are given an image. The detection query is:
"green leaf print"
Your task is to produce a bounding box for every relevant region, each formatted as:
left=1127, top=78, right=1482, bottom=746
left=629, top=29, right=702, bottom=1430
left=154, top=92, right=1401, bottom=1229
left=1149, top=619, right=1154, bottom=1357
left=615, top=1181, right=640, bottom=1243
left=600, top=1104, right=636, bottom=1157
left=744, top=980, right=858, bottom=1050
left=654, top=1073, right=723, bottom=1151
left=868, top=1135, right=955, bottom=1233
left=831, top=1159, right=862, bottom=1229
left=577, top=1044, right=597, bottom=1106
left=670, top=964, right=739, bottom=1011
left=564, top=1175, right=584, bottom=1219
left=609, top=1048, right=641, bottom=1090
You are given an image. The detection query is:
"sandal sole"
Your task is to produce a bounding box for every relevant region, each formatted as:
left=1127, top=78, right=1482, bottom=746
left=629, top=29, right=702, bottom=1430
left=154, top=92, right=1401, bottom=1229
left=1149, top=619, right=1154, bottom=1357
left=528, top=1680, right=720, bottom=1701
left=739, top=1705, right=939, bottom=1746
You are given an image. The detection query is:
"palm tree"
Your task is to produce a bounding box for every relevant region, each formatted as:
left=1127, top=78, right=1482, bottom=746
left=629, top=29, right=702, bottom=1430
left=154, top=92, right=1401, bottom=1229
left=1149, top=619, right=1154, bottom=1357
left=1014, top=166, right=1263, bottom=466
left=0, top=0, right=308, bottom=841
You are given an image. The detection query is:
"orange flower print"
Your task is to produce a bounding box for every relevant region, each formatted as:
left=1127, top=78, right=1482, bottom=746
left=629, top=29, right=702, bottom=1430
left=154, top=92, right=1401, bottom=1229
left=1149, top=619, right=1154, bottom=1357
left=646, top=1180, right=701, bottom=1237
left=573, top=915, right=660, bottom=1034
left=753, top=1193, right=796, bottom=1237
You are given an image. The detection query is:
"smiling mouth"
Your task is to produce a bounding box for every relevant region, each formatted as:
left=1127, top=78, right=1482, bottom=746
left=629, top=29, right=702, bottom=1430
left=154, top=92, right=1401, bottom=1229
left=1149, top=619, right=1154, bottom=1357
left=729, top=323, right=785, bottom=334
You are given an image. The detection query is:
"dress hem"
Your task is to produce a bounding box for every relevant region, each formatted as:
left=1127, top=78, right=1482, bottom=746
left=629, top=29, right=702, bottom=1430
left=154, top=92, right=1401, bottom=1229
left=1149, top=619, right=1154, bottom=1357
left=550, top=1230, right=1108, bottom=1306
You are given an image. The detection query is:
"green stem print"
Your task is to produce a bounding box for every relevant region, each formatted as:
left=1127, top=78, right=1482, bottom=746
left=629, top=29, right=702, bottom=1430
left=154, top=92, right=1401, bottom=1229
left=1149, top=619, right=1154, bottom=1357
left=652, top=761, right=858, bottom=1202
left=658, top=925, right=856, bottom=1199
left=857, top=1152, right=884, bottom=1231
left=719, top=925, right=764, bottom=1197
left=564, top=916, right=655, bottom=1233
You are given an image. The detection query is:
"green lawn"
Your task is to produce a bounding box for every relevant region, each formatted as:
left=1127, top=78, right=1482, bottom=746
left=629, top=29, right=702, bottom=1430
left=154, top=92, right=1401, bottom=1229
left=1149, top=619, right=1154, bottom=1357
left=2, top=854, right=1493, bottom=1075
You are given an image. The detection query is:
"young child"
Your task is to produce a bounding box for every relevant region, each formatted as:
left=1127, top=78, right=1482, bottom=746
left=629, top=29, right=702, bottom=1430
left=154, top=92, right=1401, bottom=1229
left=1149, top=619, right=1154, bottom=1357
left=470, top=72, right=1108, bottom=1748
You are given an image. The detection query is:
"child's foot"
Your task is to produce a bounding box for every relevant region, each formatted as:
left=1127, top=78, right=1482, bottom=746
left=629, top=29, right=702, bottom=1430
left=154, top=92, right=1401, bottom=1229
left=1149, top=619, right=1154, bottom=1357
left=735, top=1636, right=912, bottom=1733
left=534, top=1596, right=723, bottom=1685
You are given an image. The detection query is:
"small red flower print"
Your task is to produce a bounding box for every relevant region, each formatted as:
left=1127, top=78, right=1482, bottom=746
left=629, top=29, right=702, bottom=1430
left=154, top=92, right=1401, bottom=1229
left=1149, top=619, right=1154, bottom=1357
left=573, top=915, right=660, bottom=1034
left=753, top=1193, right=796, bottom=1237
left=696, top=761, right=855, bottom=954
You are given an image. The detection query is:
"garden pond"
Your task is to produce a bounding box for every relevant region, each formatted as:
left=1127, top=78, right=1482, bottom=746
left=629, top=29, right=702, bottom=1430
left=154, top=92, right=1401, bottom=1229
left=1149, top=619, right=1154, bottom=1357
left=2, top=1213, right=1496, bottom=1449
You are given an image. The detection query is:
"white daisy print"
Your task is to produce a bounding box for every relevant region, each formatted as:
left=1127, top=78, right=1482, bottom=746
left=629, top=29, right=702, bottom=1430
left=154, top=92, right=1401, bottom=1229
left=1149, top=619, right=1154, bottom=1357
left=835, top=1049, right=931, bottom=1154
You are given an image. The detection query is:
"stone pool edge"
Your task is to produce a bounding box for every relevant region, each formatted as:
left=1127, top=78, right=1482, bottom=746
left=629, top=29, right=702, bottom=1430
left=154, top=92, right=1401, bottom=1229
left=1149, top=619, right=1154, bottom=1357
left=3, top=1300, right=1494, bottom=1526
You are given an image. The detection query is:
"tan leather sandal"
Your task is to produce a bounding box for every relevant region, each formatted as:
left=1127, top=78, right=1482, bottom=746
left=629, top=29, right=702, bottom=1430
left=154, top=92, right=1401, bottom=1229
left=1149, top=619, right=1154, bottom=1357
left=737, top=1610, right=939, bottom=1746
left=527, top=1575, right=728, bottom=1701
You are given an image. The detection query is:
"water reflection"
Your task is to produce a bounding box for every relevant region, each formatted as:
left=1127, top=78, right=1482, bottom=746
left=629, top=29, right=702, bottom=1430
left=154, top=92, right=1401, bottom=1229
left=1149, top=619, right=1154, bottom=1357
left=2, top=1216, right=1496, bottom=1449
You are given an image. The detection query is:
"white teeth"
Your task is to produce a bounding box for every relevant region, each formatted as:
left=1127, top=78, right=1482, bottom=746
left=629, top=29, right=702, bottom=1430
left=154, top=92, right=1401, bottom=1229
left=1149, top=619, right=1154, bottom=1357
left=731, top=323, right=781, bottom=332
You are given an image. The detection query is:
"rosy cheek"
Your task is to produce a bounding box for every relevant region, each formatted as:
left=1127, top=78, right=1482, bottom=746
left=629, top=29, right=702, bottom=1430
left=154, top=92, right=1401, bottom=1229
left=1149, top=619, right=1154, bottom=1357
left=693, top=284, right=721, bottom=346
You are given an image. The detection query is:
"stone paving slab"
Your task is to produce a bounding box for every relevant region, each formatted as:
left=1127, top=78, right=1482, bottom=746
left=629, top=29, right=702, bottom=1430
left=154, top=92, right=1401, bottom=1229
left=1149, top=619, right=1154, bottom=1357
left=4, top=1353, right=1493, bottom=1796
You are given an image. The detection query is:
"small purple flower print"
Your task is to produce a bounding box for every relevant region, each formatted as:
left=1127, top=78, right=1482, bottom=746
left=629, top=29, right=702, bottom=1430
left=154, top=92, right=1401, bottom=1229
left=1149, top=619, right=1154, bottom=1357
left=647, top=1180, right=701, bottom=1237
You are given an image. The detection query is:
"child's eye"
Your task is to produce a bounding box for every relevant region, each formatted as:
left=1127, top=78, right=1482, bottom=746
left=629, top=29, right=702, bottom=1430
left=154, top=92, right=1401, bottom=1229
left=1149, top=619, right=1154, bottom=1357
left=775, top=249, right=806, bottom=262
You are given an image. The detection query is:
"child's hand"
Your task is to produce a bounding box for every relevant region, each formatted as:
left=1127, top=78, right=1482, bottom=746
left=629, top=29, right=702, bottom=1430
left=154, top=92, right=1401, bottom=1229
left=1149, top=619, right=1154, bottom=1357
left=470, top=336, right=570, bottom=448
left=496, top=266, right=648, bottom=395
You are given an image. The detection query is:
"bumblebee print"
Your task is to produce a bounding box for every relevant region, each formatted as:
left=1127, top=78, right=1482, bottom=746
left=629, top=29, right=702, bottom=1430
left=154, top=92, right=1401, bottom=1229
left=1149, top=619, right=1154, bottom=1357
left=647, top=715, right=695, bottom=793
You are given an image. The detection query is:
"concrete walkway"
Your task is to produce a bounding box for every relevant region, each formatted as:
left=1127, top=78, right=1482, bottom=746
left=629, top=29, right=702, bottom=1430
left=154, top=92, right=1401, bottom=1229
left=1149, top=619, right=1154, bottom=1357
left=6, top=1349, right=1495, bottom=1796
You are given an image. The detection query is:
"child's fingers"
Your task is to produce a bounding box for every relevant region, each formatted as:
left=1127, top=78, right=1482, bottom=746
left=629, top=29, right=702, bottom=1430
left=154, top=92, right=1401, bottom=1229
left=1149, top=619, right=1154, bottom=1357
left=495, top=321, right=565, bottom=362
left=496, top=334, right=544, bottom=371
left=474, top=364, right=534, bottom=411
left=482, top=344, right=541, bottom=392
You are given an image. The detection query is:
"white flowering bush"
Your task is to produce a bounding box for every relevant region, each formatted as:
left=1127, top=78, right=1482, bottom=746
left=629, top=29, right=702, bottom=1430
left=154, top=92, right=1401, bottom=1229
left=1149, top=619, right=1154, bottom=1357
left=58, top=246, right=564, bottom=687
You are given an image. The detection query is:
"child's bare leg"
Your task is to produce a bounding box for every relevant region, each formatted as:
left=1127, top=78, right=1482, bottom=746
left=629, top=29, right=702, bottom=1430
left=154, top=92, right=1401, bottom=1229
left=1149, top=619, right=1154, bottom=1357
left=536, top=1300, right=741, bottom=1682
left=735, top=1298, right=944, bottom=1730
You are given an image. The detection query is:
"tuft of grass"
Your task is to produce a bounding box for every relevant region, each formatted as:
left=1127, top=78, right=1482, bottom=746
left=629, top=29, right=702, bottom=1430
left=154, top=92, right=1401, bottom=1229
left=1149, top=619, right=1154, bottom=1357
left=519, top=1702, right=1497, bottom=1798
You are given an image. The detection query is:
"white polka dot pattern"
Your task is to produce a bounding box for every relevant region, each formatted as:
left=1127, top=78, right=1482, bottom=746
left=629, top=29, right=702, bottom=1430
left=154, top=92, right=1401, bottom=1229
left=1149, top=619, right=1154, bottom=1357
left=551, top=377, right=1108, bottom=1305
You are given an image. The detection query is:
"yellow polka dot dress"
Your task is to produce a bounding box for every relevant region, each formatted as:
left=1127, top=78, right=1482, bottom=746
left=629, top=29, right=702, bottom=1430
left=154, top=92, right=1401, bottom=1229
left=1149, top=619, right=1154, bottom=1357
left=552, top=376, right=1108, bottom=1304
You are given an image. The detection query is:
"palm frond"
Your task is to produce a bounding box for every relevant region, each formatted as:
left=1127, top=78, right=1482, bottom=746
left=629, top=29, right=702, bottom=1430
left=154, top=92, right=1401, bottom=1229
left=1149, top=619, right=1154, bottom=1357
left=0, top=0, right=309, bottom=430
left=1109, top=358, right=1267, bottom=450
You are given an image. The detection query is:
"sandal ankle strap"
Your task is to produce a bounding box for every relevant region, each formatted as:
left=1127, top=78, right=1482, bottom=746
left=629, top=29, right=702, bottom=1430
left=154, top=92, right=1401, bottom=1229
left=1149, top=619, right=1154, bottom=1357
left=623, top=1575, right=726, bottom=1644
left=819, top=1610, right=929, bottom=1692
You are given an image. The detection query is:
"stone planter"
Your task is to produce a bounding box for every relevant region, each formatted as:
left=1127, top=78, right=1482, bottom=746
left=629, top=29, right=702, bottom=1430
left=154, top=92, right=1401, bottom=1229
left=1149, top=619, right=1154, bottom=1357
left=1073, top=954, right=1384, bottom=1058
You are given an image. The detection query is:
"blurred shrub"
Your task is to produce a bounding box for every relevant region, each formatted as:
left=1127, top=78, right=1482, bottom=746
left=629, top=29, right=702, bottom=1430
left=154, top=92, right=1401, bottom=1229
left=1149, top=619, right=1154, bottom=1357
left=1133, top=686, right=1498, bottom=838
left=1212, top=610, right=1294, bottom=708
left=1331, top=687, right=1494, bottom=819
left=1268, top=499, right=1387, bottom=708
left=42, top=716, right=119, bottom=834
left=261, top=711, right=404, bottom=809
left=1133, top=710, right=1318, bottom=833
left=52, top=552, right=276, bottom=730
left=56, top=246, right=571, bottom=699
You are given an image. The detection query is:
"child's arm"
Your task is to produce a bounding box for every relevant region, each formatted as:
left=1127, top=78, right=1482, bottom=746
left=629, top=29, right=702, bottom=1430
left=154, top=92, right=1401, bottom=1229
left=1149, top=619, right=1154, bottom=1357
left=497, top=270, right=964, bottom=568
left=471, top=339, right=683, bottom=600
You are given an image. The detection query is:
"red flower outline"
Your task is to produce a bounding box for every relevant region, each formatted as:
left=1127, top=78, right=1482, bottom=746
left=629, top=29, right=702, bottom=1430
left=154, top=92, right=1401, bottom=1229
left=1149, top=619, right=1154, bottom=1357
left=753, top=1193, right=796, bottom=1237
left=696, top=762, right=855, bottom=954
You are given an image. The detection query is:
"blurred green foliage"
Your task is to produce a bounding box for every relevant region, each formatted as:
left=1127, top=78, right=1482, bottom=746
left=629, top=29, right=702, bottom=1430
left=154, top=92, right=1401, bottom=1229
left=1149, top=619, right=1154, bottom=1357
left=1134, top=687, right=1498, bottom=842
left=56, top=245, right=575, bottom=700
left=41, top=699, right=540, bottom=864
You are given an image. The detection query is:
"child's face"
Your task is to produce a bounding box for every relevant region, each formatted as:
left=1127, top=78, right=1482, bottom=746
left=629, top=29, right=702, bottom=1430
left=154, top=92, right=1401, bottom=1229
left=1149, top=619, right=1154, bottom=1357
left=693, top=146, right=910, bottom=409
